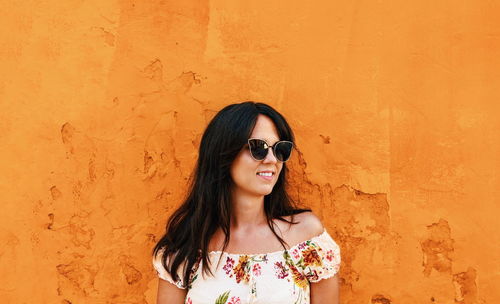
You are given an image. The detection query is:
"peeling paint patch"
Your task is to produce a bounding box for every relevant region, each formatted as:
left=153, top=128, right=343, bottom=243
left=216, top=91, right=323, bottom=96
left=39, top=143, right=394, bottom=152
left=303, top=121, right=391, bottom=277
left=453, top=267, right=478, bottom=304
left=319, top=134, right=331, bottom=144
left=371, top=294, right=392, bottom=304
left=120, top=255, right=143, bottom=285
left=421, top=219, right=454, bottom=276
left=69, top=212, right=95, bottom=249
left=56, top=260, right=97, bottom=296
left=51, top=186, right=62, bottom=200
left=143, top=59, right=163, bottom=81
left=47, top=213, right=55, bottom=230
left=61, top=123, right=76, bottom=155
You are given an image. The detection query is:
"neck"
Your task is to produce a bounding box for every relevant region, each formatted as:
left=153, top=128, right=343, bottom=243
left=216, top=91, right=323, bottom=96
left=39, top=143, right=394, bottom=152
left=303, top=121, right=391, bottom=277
left=229, top=187, right=267, bottom=233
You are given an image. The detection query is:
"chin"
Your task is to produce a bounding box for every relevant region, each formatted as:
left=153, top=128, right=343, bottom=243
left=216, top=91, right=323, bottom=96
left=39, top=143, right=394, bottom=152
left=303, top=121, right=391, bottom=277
left=257, top=187, right=274, bottom=196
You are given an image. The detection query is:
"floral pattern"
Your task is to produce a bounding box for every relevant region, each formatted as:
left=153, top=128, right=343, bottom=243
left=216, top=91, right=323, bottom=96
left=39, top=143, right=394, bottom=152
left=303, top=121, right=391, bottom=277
left=227, top=296, right=241, bottom=304
left=212, top=291, right=241, bottom=304
left=274, top=261, right=289, bottom=279
left=223, top=254, right=267, bottom=284
left=233, top=255, right=251, bottom=283
left=153, top=229, right=341, bottom=304
left=223, top=257, right=235, bottom=277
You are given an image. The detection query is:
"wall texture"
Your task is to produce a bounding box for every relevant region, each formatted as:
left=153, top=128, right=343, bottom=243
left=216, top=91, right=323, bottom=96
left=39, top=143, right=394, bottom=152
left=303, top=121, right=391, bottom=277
left=0, top=1, right=498, bottom=303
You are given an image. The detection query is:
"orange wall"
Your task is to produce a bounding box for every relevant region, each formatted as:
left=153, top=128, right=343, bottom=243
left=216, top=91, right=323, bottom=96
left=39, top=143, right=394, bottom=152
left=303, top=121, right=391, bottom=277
left=0, top=1, right=498, bottom=303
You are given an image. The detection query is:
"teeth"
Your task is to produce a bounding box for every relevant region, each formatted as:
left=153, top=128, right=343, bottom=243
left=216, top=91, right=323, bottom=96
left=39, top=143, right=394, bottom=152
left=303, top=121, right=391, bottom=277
left=258, top=172, right=273, bottom=177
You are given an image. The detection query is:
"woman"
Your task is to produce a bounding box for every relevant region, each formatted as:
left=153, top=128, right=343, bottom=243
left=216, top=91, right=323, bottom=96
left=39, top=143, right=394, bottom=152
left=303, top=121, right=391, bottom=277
left=152, top=101, right=341, bottom=304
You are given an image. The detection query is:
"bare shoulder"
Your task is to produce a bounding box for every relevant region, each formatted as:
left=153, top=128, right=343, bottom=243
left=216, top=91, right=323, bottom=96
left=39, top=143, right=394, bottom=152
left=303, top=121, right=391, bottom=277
left=291, top=211, right=325, bottom=242
left=296, top=211, right=325, bottom=235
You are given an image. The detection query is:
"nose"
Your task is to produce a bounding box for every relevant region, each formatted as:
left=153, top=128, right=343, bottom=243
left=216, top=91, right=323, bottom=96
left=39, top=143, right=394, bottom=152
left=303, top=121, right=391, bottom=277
left=262, top=147, right=278, bottom=163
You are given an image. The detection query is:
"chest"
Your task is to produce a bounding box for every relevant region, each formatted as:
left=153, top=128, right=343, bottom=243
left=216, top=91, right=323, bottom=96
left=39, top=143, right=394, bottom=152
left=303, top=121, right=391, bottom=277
left=186, top=252, right=311, bottom=304
left=210, top=233, right=286, bottom=254
left=208, top=225, right=304, bottom=254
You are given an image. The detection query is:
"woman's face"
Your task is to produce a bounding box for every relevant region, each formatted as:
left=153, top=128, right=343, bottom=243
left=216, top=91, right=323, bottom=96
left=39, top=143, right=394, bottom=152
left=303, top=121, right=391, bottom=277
left=230, top=114, right=284, bottom=197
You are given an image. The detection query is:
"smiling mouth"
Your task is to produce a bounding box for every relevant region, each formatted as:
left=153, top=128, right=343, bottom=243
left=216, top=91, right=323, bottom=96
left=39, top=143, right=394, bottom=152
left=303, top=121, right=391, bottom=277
left=256, top=172, right=274, bottom=177
left=256, top=172, right=274, bottom=182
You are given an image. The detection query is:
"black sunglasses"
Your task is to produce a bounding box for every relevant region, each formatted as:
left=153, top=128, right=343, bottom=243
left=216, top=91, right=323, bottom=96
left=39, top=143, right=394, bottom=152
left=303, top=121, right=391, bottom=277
left=247, top=138, right=294, bottom=162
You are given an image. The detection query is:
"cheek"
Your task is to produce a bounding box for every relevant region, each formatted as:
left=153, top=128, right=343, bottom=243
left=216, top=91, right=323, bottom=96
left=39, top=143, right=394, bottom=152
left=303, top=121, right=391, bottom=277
left=230, top=155, right=255, bottom=179
left=239, top=156, right=257, bottom=175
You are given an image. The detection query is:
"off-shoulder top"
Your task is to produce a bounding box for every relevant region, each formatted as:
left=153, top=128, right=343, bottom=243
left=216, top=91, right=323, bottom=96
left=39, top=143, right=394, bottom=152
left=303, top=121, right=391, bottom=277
left=152, top=228, right=341, bottom=304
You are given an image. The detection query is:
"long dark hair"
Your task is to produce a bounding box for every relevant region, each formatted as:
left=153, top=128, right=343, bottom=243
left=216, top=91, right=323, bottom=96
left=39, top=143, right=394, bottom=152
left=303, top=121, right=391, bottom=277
left=152, top=101, right=311, bottom=288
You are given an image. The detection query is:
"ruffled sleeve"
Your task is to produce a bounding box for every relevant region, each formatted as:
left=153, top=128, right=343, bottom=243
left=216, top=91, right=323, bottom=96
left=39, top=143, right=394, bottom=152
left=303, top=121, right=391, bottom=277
left=152, top=248, right=187, bottom=289
left=290, top=229, right=341, bottom=283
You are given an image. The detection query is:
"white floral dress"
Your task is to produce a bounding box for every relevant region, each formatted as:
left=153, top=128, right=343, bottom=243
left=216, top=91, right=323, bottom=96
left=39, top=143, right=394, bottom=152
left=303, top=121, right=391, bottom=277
left=152, top=228, right=341, bottom=304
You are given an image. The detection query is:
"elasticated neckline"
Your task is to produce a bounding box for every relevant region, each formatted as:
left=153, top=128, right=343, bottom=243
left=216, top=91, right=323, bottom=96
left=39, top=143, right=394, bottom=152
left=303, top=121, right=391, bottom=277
left=207, top=228, right=328, bottom=257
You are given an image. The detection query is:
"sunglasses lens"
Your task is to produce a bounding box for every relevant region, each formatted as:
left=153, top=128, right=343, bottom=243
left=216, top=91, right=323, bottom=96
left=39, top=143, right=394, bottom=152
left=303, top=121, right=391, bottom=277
left=275, top=141, right=293, bottom=161
left=248, top=139, right=268, bottom=160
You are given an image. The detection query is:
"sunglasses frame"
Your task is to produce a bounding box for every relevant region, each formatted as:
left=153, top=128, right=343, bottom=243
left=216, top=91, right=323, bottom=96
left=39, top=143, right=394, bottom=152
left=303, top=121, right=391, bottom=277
left=247, top=138, right=294, bottom=162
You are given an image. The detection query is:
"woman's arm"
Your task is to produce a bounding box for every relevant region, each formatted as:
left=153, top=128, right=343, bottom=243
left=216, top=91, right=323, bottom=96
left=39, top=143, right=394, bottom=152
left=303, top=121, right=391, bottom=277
left=156, top=278, right=188, bottom=304
left=310, top=274, right=340, bottom=304
left=298, top=211, right=341, bottom=304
